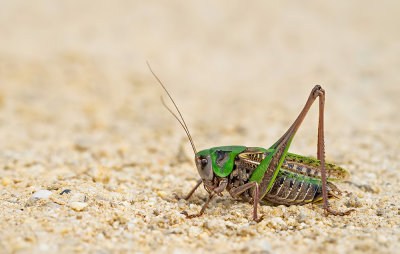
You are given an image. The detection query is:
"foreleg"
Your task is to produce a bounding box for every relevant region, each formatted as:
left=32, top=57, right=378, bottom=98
left=182, top=179, right=228, bottom=219
left=184, top=178, right=202, bottom=200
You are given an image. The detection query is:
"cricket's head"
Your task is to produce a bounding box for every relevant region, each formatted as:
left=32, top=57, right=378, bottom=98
left=195, top=149, right=214, bottom=181
left=195, top=146, right=247, bottom=180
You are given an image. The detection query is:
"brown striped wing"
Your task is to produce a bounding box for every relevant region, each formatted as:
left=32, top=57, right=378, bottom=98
left=282, top=153, right=349, bottom=182
left=239, top=149, right=350, bottom=182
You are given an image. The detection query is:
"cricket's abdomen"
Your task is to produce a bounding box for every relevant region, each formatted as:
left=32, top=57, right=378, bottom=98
left=233, top=147, right=346, bottom=205
left=263, top=169, right=325, bottom=205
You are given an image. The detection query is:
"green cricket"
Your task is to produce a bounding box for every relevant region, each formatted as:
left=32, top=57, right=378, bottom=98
left=148, top=64, right=355, bottom=221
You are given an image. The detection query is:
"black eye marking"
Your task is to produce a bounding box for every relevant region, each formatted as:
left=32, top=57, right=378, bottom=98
left=201, top=158, right=208, bottom=167
left=215, top=150, right=230, bottom=167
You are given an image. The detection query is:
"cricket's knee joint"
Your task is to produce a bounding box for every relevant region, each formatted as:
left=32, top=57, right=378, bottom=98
left=312, top=85, right=325, bottom=98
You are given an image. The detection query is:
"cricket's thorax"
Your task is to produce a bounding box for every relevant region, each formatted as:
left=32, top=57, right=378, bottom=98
left=226, top=147, right=346, bottom=205
left=197, top=146, right=247, bottom=178
left=226, top=147, right=266, bottom=202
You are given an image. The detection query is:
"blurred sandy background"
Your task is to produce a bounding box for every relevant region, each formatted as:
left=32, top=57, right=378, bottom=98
left=0, top=1, right=399, bottom=253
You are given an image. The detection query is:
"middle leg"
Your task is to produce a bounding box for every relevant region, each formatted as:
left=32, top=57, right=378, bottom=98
left=230, top=181, right=262, bottom=222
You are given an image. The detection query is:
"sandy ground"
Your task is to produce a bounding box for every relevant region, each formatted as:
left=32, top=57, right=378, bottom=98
left=0, top=1, right=399, bottom=253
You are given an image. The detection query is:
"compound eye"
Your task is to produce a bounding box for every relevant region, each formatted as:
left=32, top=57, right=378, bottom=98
left=195, top=155, right=213, bottom=181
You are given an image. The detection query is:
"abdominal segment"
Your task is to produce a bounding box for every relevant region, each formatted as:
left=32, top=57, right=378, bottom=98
left=263, top=169, right=337, bottom=205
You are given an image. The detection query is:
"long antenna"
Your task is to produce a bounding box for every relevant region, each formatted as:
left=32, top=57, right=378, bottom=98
left=160, top=96, right=196, bottom=152
left=147, top=62, right=198, bottom=155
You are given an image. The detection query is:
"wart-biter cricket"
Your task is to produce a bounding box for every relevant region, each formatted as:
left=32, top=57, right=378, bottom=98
left=148, top=64, right=355, bottom=221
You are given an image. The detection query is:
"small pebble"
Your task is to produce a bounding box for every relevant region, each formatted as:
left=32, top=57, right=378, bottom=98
left=70, top=193, right=87, bottom=202
left=376, top=209, right=385, bottom=216
left=297, top=212, right=307, bottom=223
left=268, top=217, right=286, bottom=230
left=74, top=138, right=92, bottom=151
left=203, top=220, right=218, bottom=230
left=157, top=191, right=167, bottom=200
left=47, top=202, right=61, bottom=208
left=346, top=194, right=362, bottom=208
left=26, top=190, right=52, bottom=206
left=262, top=242, right=271, bottom=253
left=60, top=189, right=71, bottom=195
left=377, top=234, right=387, bottom=243
left=1, top=177, right=12, bottom=186
left=70, top=202, right=88, bottom=211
